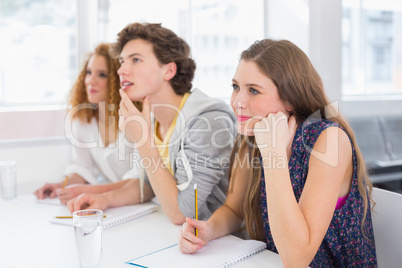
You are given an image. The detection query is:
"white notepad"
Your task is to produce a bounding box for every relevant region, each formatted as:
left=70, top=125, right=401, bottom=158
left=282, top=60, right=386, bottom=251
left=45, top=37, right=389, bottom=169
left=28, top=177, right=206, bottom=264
left=125, top=235, right=266, bottom=268
left=37, top=197, right=62, bottom=206
left=49, top=203, right=158, bottom=229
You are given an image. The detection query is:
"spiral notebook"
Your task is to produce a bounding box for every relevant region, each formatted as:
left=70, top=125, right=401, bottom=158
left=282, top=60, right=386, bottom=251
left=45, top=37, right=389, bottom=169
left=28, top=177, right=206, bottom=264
left=49, top=202, right=158, bottom=229
left=37, top=197, right=62, bottom=206
left=125, top=235, right=266, bottom=268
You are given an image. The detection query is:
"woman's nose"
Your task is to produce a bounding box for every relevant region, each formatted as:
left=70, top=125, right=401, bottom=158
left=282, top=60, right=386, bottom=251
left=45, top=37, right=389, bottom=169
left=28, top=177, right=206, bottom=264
left=232, top=91, right=247, bottom=110
left=87, top=74, right=96, bottom=85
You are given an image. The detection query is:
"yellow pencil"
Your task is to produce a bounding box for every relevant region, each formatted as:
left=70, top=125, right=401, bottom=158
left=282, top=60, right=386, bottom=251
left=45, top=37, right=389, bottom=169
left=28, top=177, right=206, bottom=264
left=55, top=215, right=107, bottom=219
left=62, top=175, right=68, bottom=189
left=194, top=184, right=198, bottom=237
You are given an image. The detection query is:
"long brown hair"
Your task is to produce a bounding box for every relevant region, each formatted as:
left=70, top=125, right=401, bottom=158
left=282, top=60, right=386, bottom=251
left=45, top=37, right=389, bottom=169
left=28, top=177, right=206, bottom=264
left=229, top=39, right=373, bottom=241
left=68, top=43, right=141, bottom=144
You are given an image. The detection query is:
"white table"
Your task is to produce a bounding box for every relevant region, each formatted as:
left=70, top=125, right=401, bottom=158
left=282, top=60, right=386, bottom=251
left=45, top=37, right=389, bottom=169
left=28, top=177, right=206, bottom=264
left=0, top=194, right=283, bottom=268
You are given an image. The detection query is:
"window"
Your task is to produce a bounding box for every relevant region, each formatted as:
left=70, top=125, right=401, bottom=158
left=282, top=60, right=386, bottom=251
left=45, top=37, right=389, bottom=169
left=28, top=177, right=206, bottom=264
left=105, top=0, right=187, bottom=42
left=106, top=0, right=265, bottom=99
left=0, top=0, right=77, bottom=106
left=0, top=0, right=264, bottom=107
left=342, top=0, right=402, bottom=96
left=189, top=0, right=265, bottom=99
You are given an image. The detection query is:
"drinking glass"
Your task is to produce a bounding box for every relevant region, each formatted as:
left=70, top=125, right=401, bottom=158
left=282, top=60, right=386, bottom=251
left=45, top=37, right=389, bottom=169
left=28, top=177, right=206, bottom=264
left=73, top=209, right=103, bottom=268
left=0, top=160, right=17, bottom=200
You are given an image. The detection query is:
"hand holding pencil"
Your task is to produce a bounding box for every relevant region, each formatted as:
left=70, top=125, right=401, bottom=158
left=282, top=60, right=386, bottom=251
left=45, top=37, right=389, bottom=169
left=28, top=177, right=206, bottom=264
left=56, top=175, right=94, bottom=205
left=178, top=217, right=213, bottom=254
left=34, top=181, right=65, bottom=199
left=34, top=174, right=87, bottom=201
left=34, top=175, right=69, bottom=200
left=177, top=184, right=214, bottom=254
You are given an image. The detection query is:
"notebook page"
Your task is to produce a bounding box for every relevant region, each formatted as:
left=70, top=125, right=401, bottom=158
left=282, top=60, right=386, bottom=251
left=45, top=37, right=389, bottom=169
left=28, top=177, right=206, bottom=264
left=37, top=197, right=62, bottom=206
left=49, top=203, right=158, bottom=229
left=126, top=235, right=266, bottom=268
left=102, top=203, right=158, bottom=229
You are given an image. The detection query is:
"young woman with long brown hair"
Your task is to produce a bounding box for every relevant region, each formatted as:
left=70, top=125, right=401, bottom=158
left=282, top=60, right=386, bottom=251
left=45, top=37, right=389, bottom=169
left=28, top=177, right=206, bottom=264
left=178, top=39, right=377, bottom=267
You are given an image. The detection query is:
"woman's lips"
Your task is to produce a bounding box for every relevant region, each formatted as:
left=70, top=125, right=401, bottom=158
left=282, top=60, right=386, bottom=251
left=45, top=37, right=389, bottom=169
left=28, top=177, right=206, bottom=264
left=237, top=115, right=252, bottom=122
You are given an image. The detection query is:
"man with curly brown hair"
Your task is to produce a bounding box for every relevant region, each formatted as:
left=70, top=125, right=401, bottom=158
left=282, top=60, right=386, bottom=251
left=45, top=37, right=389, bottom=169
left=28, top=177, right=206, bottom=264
left=67, top=23, right=236, bottom=225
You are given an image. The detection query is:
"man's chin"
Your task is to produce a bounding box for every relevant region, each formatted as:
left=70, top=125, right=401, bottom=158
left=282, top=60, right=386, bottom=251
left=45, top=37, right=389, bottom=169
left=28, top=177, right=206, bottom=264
left=126, top=92, right=144, bottom=102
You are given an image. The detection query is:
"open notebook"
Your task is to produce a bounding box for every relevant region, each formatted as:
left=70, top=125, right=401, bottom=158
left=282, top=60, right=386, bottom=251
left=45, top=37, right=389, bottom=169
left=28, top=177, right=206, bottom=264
left=37, top=197, right=62, bottom=206
left=49, top=202, right=158, bottom=230
left=125, top=234, right=266, bottom=268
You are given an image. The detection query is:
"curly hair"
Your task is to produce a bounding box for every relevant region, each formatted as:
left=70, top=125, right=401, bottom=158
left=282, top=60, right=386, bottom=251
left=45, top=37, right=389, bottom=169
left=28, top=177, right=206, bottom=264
left=111, top=22, right=196, bottom=95
left=68, top=43, right=142, bottom=143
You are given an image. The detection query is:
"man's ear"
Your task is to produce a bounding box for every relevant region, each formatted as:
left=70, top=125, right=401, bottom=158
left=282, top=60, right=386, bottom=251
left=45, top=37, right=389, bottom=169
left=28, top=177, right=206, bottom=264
left=164, top=62, right=177, bottom=81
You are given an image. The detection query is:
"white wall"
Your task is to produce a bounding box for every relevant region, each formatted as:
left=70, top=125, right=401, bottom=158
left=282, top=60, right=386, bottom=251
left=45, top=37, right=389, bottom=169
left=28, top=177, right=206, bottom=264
left=309, top=0, right=342, bottom=103
left=0, top=108, right=66, bottom=140
left=0, top=138, right=71, bottom=195
left=0, top=108, right=69, bottom=196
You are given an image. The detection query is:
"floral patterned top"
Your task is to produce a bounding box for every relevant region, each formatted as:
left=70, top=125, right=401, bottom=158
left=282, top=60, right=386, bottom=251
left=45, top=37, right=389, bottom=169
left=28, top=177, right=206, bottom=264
left=260, top=118, right=377, bottom=267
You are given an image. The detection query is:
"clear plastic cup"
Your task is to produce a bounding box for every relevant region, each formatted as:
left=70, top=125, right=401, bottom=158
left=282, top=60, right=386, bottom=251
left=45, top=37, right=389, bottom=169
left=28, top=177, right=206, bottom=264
left=73, top=209, right=103, bottom=268
left=0, top=160, right=17, bottom=200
